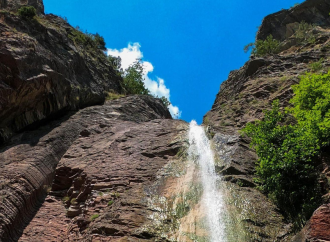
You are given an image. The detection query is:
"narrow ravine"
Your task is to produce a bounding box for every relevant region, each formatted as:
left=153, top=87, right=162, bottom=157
left=188, top=121, right=227, bottom=242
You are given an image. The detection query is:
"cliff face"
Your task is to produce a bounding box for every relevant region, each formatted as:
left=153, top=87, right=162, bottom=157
left=0, top=95, right=189, bottom=241
left=2, top=0, right=330, bottom=241
left=0, top=2, right=122, bottom=144
left=0, top=1, right=193, bottom=241
left=204, top=1, right=330, bottom=241
left=0, top=0, right=44, bottom=14
left=257, top=0, right=330, bottom=41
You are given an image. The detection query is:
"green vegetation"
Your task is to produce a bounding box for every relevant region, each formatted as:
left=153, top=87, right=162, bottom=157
left=294, top=21, right=315, bottom=44
left=175, top=184, right=203, bottom=219
left=122, top=59, right=150, bottom=95
left=18, top=6, right=36, bottom=19
left=244, top=35, right=280, bottom=57
left=108, top=200, right=114, bottom=206
left=159, top=96, right=171, bottom=107
left=69, top=27, right=106, bottom=51
left=90, top=214, right=99, bottom=221
left=62, top=196, right=70, bottom=202
left=290, top=72, right=330, bottom=146
left=107, top=55, right=122, bottom=71
left=105, top=91, right=124, bottom=101
left=309, top=58, right=324, bottom=72
left=242, top=71, right=330, bottom=227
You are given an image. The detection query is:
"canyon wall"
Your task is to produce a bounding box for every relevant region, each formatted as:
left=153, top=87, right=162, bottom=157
left=204, top=1, right=330, bottom=241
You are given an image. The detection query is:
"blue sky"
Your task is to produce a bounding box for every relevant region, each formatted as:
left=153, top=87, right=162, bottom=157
left=44, top=0, right=304, bottom=123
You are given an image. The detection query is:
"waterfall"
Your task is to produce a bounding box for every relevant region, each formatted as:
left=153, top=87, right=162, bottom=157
left=188, top=120, right=227, bottom=242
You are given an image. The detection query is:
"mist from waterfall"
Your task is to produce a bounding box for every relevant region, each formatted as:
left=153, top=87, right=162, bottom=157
left=188, top=120, right=227, bottom=242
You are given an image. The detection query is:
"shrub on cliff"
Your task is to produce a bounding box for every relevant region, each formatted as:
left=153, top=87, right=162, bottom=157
left=289, top=72, right=330, bottom=145
left=242, top=100, right=321, bottom=225
left=294, top=21, right=316, bottom=44
left=160, top=96, right=171, bottom=107
left=18, top=6, right=36, bottom=19
left=242, top=72, right=330, bottom=226
left=69, top=27, right=106, bottom=51
left=122, top=59, right=150, bottom=95
left=244, top=35, right=280, bottom=57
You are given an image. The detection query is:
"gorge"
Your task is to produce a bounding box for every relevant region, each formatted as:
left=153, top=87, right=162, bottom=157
left=1, top=0, right=330, bottom=241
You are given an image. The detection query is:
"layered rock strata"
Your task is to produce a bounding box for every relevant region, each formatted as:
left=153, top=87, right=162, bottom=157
left=0, top=95, right=188, bottom=241
left=0, top=4, right=122, bottom=144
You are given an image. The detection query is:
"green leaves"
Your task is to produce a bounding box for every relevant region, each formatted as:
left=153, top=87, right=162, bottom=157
left=18, top=6, right=36, bottom=19
left=244, top=35, right=280, bottom=57
left=290, top=72, right=330, bottom=146
left=241, top=71, right=330, bottom=226
left=69, top=27, right=107, bottom=51
left=122, top=60, right=150, bottom=95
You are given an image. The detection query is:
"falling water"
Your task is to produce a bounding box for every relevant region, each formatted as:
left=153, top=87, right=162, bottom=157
left=188, top=120, right=227, bottom=242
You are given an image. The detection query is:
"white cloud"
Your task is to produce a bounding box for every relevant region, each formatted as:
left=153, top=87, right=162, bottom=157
left=107, top=43, right=181, bottom=119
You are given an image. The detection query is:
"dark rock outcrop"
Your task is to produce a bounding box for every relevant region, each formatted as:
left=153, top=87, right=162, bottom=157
left=0, top=4, right=123, bottom=144
left=0, top=0, right=44, bottom=14
left=0, top=95, right=183, bottom=241
left=257, top=0, right=330, bottom=41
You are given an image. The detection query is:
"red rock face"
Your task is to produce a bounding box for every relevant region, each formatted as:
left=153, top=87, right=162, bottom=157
left=0, top=95, right=185, bottom=241
left=308, top=204, right=330, bottom=241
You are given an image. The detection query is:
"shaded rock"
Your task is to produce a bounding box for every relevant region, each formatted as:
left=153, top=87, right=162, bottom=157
left=0, top=0, right=44, bottom=14
left=257, top=0, right=330, bottom=41
left=67, top=206, right=81, bottom=218
left=0, top=4, right=123, bottom=143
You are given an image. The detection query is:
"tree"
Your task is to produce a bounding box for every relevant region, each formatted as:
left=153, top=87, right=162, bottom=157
left=160, top=96, right=171, bottom=107
left=242, top=100, right=321, bottom=226
left=93, top=33, right=106, bottom=51
left=289, top=72, right=330, bottom=146
left=18, top=6, right=36, bottom=19
left=122, top=60, right=149, bottom=95
left=108, top=55, right=122, bottom=71
left=244, top=35, right=280, bottom=57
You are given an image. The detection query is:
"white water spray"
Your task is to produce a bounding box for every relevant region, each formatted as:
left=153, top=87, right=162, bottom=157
left=188, top=120, right=227, bottom=242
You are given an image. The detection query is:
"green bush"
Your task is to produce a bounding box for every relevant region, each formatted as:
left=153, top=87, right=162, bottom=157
left=18, top=6, right=36, bottom=19
left=244, top=35, right=280, bottom=57
left=308, top=58, right=324, bottom=72
left=69, top=27, right=106, bottom=51
left=289, top=72, right=330, bottom=145
left=90, top=214, right=99, bottom=221
left=108, top=55, right=122, bottom=71
left=122, top=60, right=150, bottom=95
left=159, top=96, right=171, bottom=107
left=241, top=71, right=330, bottom=226
left=294, top=21, right=315, bottom=44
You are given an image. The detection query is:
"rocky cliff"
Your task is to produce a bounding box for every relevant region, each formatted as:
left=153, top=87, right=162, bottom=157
left=204, top=0, right=330, bottom=241
left=0, top=95, right=188, bottom=241
left=0, top=0, right=122, bottom=144
left=0, top=0, right=193, bottom=241
left=1, top=0, right=330, bottom=241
